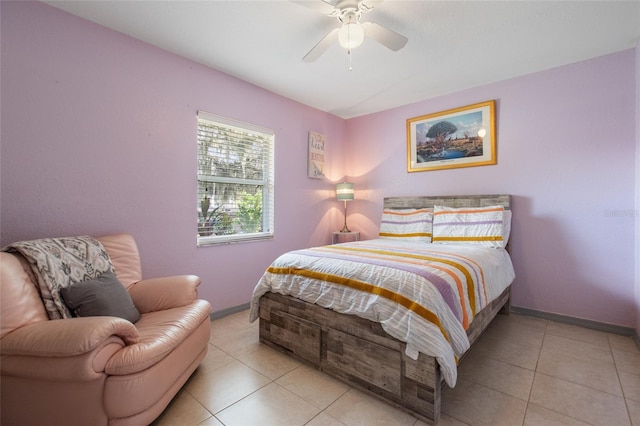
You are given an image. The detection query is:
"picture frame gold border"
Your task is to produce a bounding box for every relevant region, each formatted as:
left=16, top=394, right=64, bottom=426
left=406, top=100, right=496, bottom=172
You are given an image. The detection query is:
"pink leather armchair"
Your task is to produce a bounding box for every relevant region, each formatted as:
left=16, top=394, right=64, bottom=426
left=0, top=234, right=212, bottom=426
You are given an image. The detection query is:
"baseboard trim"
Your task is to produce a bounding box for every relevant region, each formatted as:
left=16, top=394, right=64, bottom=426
left=210, top=302, right=251, bottom=321
left=511, top=305, right=637, bottom=338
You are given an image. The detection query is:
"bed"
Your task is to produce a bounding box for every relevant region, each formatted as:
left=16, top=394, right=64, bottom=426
left=249, top=194, right=514, bottom=425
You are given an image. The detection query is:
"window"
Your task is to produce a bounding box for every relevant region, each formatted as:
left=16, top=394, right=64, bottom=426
left=197, top=111, right=274, bottom=246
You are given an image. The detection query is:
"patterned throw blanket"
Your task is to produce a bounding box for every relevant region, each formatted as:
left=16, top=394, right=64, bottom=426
left=3, top=236, right=114, bottom=319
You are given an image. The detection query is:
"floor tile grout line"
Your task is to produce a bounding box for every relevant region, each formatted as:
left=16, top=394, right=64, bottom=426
left=180, top=387, right=217, bottom=425
left=524, top=402, right=601, bottom=426
left=523, top=324, right=546, bottom=426
left=535, top=346, right=626, bottom=398
left=611, top=340, right=636, bottom=426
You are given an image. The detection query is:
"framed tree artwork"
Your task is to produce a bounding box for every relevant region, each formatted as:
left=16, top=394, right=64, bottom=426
left=407, top=100, right=496, bottom=172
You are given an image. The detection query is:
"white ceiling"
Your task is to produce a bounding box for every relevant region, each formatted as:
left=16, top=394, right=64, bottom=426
left=44, top=0, right=640, bottom=119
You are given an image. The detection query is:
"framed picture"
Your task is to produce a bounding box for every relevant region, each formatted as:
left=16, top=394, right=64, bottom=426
left=308, top=131, right=326, bottom=179
left=407, top=100, right=496, bottom=172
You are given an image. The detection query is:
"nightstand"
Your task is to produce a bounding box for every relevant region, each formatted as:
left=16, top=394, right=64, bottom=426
left=332, top=231, right=360, bottom=244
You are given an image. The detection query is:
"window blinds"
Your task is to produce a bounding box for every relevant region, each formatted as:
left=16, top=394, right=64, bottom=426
left=197, top=111, right=274, bottom=245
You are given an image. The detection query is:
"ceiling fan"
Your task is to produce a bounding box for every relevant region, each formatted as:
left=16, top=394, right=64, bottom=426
left=298, top=0, right=408, bottom=63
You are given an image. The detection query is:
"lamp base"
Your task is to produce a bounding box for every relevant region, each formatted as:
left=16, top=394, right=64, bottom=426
left=339, top=197, right=351, bottom=233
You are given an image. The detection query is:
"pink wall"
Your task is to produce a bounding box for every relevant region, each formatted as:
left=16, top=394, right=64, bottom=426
left=636, top=40, right=640, bottom=334
left=0, top=2, right=347, bottom=312
left=345, top=50, right=637, bottom=327
left=1, top=2, right=638, bottom=328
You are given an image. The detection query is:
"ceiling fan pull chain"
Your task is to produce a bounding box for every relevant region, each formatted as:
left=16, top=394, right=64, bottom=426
left=348, top=49, right=353, bottom=71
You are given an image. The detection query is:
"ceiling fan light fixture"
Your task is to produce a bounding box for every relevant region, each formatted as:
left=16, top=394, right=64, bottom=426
left=338, top=19, right=364, bottom=50
left=301, top=1, right=407, bottom=63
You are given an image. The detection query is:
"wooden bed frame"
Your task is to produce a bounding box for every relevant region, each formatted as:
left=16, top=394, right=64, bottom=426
left=258, top=194, right=511, bottom=425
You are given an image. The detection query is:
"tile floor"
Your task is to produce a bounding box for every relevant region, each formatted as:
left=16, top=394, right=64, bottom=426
left=152, top=310, right=640, bottom=426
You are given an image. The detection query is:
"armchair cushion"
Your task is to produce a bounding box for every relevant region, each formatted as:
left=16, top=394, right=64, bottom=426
left=128, top=275, right=201, bottom=313
left=97, top=233, right=142, bottom=288
left=105, top=299, right=211, bottom=375
left=60, top=272, right=141, bottom=323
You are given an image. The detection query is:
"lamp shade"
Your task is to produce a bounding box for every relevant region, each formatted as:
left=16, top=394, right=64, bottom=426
left=336, top=182, right=355, bottom=201
left=338, top=22, right=365, bottom=49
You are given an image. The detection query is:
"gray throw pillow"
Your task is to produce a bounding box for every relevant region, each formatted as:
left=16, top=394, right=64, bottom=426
left=60, top=272, right=141, bottom=323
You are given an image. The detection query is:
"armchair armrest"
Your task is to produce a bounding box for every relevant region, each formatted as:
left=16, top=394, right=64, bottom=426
left=1, top=317, right=138, bottom=380
left=1, top=317, right=138, bottom=356
left=128, top=275, right=201, bottom=313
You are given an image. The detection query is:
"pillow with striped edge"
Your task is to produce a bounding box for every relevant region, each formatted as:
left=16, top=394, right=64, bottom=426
left=379, top=208, right=433, bottom=242
left=432, top=205, right=506, bottom=248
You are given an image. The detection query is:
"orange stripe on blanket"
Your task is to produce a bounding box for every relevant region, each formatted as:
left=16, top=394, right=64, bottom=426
left=378, top=232, right=432, bottom=238
left=420, top=248, right=489, bottom=306
left=313, top=246, right=470, bottom=328
left=266, top=266, right=451, bottom=343
left=330, top=246, right=478, bottom=318
left=432, top=236, right=503, bottom=242
left=361, top=241, right=491, bottom=309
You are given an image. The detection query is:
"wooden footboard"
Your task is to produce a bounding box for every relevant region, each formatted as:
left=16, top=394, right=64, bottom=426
left=258, top=286, right=510, bottom=425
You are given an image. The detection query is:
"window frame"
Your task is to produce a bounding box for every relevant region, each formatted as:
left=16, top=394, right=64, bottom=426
left=196, top=111, right=275, bottom=246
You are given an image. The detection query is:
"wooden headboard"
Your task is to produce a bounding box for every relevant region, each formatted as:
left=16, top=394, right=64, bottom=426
left=383, top=194, right=511, bottom=210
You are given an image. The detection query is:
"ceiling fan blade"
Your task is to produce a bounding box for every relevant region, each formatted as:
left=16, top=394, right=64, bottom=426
left=292, top=0, right=337, bottom=16
left=359, top=0, right=384, bottom=12
left=363, top=22, right=408, bottom=51
left=303, top=28, right=340, bottom=62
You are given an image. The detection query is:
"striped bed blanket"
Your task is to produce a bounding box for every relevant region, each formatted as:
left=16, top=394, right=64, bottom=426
left=249, top=238, right=515, bottom=386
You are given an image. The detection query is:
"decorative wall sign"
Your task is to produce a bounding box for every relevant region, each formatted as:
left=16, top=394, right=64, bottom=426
left=407, top=100, right=496, bottom=172
left=308, top=131, right=326, bottom=178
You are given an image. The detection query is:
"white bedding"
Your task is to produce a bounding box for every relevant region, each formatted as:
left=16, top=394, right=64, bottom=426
left=250, top=238, right=515, bottom=386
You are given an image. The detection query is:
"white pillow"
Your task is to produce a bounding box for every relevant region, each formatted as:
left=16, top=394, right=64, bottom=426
left=379, top=208, right=433, bottom=242
left=432, top=205, right=506, bottom=248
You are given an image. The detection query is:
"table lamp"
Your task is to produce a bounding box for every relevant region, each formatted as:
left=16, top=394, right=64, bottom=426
left=336, top=182, right=354, bottom=233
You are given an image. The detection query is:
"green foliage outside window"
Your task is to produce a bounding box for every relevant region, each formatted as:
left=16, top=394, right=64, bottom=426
left=198, top=191, right=234, bottom=236
left=236, top=191, right=262, bottom=233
